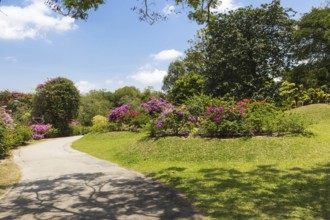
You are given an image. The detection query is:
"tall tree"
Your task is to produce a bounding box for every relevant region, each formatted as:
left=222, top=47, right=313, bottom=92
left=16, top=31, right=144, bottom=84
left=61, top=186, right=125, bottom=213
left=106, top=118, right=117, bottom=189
left=162, top=60, right=186, bottom=92
left=187, top=0, right=295, bottom=99
left=285, top=6, right=330, bottom=88
left=78, top=90, right=114, bottom=126
left=168, top=73, right=206, bottom=104
left=32, top=77, right=80, bottom=135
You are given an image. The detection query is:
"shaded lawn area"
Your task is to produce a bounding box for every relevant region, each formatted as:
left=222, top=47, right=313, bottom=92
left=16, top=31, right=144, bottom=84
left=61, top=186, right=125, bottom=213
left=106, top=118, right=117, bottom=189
left=72, top=104, right=330, bottom=219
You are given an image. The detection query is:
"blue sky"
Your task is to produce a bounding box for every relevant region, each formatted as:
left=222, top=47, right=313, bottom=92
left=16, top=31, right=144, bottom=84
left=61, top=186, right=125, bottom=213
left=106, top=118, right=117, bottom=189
left=0, top=0, right=325, bottom=93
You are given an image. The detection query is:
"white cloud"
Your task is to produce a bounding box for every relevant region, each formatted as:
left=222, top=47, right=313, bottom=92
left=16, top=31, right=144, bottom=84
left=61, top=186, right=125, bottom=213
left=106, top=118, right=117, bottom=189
left=163, top=5, right=176, bottom=15
left=130, top=67, right=167, bottom=85
left=211, top=0, right=243, bottom=13
left=75, top=81, right=97, bottom=94
left=105, top=80, right=112, bottom=85
left=0, top=0, right=77, bottom=40
left=4, top=56, right=17, bottom=62
left=152, top=49, right=183, bottom=61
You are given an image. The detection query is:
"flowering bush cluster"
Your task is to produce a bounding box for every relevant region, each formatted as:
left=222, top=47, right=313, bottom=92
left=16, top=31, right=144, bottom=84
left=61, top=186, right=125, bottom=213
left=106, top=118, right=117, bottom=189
left=0, top=107, right=13, bottom=128
left=142, top=97, right=308, bottom=137
left=141, top=97, right=174, bottom=115
left=1, top=107, right=33, bottom=157
left=30, top=124, right=52, bottom=140
left=108, top=105, right=137, bottom=124
left=70, top=120, right=81, bottom=126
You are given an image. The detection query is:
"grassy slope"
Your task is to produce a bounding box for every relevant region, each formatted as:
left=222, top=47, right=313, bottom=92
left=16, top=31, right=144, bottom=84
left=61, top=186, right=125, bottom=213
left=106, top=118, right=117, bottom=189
left=72, top=104, right=330, bottom=219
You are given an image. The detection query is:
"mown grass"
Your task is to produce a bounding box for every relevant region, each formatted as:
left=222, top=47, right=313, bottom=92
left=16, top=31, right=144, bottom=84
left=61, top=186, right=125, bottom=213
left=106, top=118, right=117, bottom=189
left=72, top=104, right=330, bottom=219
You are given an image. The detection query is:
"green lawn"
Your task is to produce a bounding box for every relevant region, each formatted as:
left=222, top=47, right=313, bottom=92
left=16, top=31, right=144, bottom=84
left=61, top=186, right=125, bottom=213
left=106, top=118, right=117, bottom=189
left=72, top=104, right=330, bottom=219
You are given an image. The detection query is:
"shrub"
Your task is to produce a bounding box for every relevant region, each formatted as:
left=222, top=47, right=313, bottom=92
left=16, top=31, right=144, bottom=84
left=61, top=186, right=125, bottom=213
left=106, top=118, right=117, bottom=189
left=92, top=115, right=108, bottom=125
left=108, top=105, right=138, bottom=126
left=140, top=97, right=174, bottom=116
left=201, top=100, right=250, bottom=137
left=70, top=125, right=91, bottom=135
left=129, top=114, right=150, bottom=129
left=90, top=122, right=118, bottom=133
left=45, top=128, right=60, bottom=138
left=15, top=125, right=33, bottom=143
left=30, top=124, right=52, bottom=140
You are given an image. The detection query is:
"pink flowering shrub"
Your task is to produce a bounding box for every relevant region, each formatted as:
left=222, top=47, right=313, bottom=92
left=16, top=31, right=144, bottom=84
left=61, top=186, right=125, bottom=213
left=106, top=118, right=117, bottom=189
left=108, top=105, right=138, bottom=125
left=70, top=120, right=81, bottom=126
left=146, top=97, right=308, bottom=137
left=141, top=97, right=174, bottom=116
left=30, top=124, right=52, bottom=140
left=0, top=107, right=13, bottom=128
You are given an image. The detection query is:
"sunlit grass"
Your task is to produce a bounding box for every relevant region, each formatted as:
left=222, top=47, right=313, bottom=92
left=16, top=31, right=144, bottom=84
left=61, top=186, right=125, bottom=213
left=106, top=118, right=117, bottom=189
left=73, top=104, right=330, bottom=219
left=0, top=157, right=20, bottom=195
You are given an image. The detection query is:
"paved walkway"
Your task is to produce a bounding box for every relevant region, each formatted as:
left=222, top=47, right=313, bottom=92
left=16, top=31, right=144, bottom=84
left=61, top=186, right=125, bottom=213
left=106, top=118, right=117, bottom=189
left=0, top=136, right=203, bottom=220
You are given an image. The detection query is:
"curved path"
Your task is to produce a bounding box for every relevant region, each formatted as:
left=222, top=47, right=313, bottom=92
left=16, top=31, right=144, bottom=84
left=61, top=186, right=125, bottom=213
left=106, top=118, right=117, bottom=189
left=0, top=136, right=203, bottom=220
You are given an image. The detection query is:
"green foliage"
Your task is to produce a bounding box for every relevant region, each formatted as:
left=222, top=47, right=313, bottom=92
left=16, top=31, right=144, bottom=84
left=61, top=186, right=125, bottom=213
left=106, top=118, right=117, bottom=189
left=0, top=90, right=33, bottom=125
left=48, top=0, right=219, bottom=24
left=92, top=115, right=108, bottom=125
left=3, top=126, right=33, bottom=150
left=45, top=128, right=60, bottom=138
left=32, top=77, right=80, bottom=135
left=285, top=7, right=330, bottom=88
left=279, top=81, right=330, bottom=109
left=90, top=122, right=118, bottom=133
left=78, top=90, right=114, bottom=126
left=69, top=125, right=91, bottom=136
left=184, top=94, right=214, bottom=116
left=162, top=60, right=186, bottom=92
left=129, top=114, right=150, bottom=129
left=15, top=125, right=33, bottom=143
left=168, top=73, right=206, bottom=105
left=113, top=86, right=142, bottom=109
left=186, top=0, right=295, bottom=99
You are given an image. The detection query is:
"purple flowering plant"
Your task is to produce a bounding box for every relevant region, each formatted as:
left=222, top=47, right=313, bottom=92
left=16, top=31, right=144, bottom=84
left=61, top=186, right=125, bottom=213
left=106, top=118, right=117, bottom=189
left=0, top=107, right=13, bottom=127
left=30, top=124, right=52, bottom=140
left=141, top=97, right=174, bottom=116
left=151, top=105, right=199, bottom=136
left=108, top=105, right=137, bottom=125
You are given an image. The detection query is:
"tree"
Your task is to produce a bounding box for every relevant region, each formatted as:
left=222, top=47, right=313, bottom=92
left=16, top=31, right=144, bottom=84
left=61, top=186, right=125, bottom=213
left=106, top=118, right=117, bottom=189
left=168, top=73, right=205, bottom=104
left=44, top=0, right=220, bottom=24
left=78, top=89, right=114, bottom=126
left=285, top=6, right=330, bottom=88
left=32, top=77, right=80, bottom=135
left=113, top=86, right=142, bottom=109
left=162, top=60, right=186, bottom=92
left=186, top=0, right=295, bottom=99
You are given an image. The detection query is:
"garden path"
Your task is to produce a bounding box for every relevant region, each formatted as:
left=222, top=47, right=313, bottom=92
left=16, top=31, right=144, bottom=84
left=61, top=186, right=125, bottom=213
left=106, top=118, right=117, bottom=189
left=0, top=136, right=203, bottom=220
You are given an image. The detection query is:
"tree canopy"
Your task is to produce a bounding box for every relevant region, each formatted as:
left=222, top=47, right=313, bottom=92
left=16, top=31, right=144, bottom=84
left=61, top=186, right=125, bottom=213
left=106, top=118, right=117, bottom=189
left=45, top=0, right=220, bottom=24
left=184, top=0, right=295, bottom=99
left=283, top=6, right=330, bottom=88
left=32, top=77, right=80, bottom=134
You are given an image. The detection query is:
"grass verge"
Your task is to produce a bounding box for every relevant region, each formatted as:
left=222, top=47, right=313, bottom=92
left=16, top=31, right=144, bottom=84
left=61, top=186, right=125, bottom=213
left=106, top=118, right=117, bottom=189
left=72, top=104, right=330, bottom=219
left=0, top=157, right=20, bottom=195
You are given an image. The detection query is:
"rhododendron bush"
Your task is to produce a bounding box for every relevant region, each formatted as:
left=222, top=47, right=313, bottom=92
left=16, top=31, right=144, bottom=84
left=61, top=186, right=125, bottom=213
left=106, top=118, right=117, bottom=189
left=30, top=124, right=52, bottom=140
left=1, top=107, right=33, bottom=157
left=139, top=97, right=308, bottom=137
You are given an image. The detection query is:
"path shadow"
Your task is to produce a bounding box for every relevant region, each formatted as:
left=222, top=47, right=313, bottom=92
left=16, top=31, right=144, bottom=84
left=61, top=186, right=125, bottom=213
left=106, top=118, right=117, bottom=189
left=0, top=172, right=202, bottom=220
left=149, top=163, right=330, bottom=219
